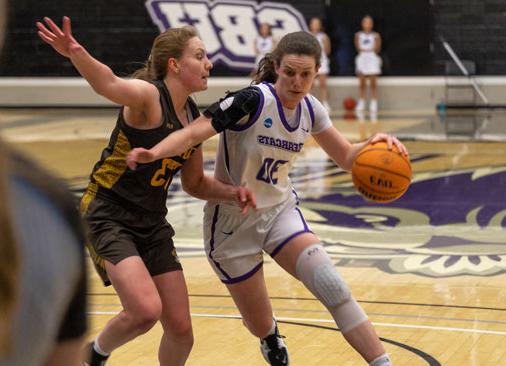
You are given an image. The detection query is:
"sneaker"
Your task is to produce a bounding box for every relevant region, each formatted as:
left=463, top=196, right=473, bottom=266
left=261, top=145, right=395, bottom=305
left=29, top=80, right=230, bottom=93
left=355, top=98, right=365, bottom=112
left=83, top=341, right=109, bottom=366
left=260, top=325, right=289, bottom=365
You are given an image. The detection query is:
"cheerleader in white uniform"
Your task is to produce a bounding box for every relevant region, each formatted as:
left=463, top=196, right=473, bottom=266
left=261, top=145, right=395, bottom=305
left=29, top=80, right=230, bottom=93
left=355, top=15, right=382, bottom=114
left=254, top=23, right=275, bottom=70
left=309, top=17, right=331, bottom=113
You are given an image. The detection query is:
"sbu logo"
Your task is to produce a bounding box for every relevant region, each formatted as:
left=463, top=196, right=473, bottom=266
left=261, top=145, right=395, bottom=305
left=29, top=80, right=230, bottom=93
left=145, top=0, right=308, bottom=70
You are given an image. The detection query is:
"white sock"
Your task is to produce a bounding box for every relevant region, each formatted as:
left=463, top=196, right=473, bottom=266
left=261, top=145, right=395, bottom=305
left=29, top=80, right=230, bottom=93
left=356, top=99, right=365, bottom=111
left=93, top=338, right=110, bottom=357
left=369, top=353, right=392, bottom=366
left=369, top=99, right=378, bottom=112
left=266, top=319, right=276, bottom=336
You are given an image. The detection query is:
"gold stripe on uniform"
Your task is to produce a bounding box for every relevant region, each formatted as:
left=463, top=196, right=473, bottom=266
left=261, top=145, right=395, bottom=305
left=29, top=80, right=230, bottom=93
left=80, top=130, right=131, bottom=272
left=92, top=130, right=131, bottom=190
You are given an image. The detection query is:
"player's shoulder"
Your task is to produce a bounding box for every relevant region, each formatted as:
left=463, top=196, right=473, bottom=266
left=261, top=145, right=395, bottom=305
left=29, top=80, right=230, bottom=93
left=303, top=93, right=323, bottom=109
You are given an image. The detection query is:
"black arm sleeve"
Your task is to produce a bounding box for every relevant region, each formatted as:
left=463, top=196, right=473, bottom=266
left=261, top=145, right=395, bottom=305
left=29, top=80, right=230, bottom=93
left=204, top=87, right=261, bottom=132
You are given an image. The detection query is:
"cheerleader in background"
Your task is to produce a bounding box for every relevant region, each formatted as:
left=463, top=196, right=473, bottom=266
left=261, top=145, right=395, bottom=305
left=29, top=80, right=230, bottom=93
left=355, top=15, right=382, bottom=116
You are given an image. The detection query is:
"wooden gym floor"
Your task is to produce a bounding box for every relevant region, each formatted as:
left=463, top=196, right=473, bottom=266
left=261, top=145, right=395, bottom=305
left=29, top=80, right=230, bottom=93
left=1, top=107, right=505, bottom=365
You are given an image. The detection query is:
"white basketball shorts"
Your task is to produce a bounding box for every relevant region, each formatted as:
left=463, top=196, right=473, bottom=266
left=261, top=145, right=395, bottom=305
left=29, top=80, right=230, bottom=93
left=203, top=194, right=312, bottom=284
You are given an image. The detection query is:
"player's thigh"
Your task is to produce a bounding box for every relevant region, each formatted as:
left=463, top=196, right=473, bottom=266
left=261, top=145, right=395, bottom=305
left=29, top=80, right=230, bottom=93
left=105, top=257, right=161, bottom=316
left=152, top=270, right=192, bottom=333
left=272, top=232, right=320, bottom=278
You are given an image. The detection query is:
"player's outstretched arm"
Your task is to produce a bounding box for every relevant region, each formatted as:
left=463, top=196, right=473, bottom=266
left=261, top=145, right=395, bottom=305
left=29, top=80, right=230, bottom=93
left=126, top=116, right=217, bottom=169
left=314, top=129, right=408, bottom=171
left=36, top=16, right=155, bottom=108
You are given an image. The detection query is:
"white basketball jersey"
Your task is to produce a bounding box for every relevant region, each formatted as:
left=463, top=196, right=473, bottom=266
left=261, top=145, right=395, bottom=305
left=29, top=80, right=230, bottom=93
left=214, top=82, right=316, bottom=209
left=358, top=31, right=377, bottom=52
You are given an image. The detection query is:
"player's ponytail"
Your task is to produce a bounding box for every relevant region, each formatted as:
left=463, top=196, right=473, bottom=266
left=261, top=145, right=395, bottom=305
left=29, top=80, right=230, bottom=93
left=251, top=52, right=277, bottom=84
left=0, top=140, right=19, bottom=356
left=132, top=25, right=198, bottom=81
left=251, top=31, right=321, bottom=85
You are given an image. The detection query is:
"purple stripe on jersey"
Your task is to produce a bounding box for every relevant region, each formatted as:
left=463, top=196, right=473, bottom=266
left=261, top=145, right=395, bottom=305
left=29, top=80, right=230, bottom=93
left=229, top=86, right=264, bottom=131
left=221, top=262, right=263, bottom=284
left=208, top=205, right=232, bottom=281
left=223, top=131, right=230, bottom=172
left=304, top=96, right=315, bottom=128
left=264, top=82, right=301, bottom=132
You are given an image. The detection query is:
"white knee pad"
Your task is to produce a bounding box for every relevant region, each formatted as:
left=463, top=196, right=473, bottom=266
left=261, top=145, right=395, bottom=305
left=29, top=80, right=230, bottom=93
left=296, top=244, right=368, bottom=333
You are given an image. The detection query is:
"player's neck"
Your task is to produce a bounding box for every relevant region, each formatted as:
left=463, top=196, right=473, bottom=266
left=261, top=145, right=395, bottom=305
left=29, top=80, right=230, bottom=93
left=164, top=78, right=190, bottom=114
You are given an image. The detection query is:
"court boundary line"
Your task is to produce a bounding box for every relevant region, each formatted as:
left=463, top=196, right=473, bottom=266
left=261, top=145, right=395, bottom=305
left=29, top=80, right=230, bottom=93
left=88, top=311, right=506, bottom=335
left=88, top=292, right=506, bottom=312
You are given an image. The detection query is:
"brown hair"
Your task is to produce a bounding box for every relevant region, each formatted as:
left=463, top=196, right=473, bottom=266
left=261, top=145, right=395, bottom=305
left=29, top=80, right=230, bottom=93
left=0, top=141, right=19, bottom=356
left=132, top=26, right=199, bottom=81
left=252, top=31, right=321, bottom=84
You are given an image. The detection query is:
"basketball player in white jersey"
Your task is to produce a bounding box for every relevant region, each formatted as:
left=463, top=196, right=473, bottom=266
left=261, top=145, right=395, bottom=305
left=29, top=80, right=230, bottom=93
left=127, top=31, right=408, bottom=366
left=254, top=23, right=275, bottom=70
left=309, top=17, right=331, bottom=113
left=355, top=15, right=382, bottom=115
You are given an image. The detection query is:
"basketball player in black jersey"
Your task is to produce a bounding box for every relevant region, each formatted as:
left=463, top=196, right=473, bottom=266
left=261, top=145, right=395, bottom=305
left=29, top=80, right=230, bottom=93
left=36, top=16, right=256, bottom=366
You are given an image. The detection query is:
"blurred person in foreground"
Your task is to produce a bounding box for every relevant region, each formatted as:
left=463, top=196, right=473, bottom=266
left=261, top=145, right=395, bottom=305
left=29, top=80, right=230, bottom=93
left=0, top=3, right=87, bottom=365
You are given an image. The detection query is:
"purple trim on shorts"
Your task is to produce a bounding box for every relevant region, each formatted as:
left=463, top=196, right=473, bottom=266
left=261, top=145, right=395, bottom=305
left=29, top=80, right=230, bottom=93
left=208, top=205, right=232, bottom=281
left=223, top=131, right=230, bottom=172
left=292, top=189, right=300, bottom=205
left=304, top=96, right=315, bottom=128
left=264, top=82, right=301, bottom=132
left=270, top=206, right=312, bottom=257
left=270, top=230, right=312, bottom=258
left=229, top=86, right=264, bottom=131
left=221, top=262, right=263, bottom=284
left=295, top=207, right=310, bottom=231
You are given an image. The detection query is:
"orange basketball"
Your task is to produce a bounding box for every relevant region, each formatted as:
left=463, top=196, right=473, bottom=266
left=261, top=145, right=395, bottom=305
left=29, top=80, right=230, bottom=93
left=352, top=142, right=412, bottom=203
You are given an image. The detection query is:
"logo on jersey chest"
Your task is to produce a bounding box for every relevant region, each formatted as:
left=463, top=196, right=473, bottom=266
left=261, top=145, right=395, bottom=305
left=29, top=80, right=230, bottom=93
left=257, top=135, right=304, bottom=153
left=263, top=117, right=273, bottom=128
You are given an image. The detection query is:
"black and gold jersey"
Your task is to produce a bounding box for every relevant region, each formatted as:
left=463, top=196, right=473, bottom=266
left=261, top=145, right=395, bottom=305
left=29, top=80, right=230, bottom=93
left=81, top=80, right=200, bottom=215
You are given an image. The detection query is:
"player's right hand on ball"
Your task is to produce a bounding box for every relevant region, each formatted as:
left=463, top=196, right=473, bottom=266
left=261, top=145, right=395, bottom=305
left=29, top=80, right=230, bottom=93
left=126, top=148, right=157, bottom=170
left=36, top=16, right=82, bottom=58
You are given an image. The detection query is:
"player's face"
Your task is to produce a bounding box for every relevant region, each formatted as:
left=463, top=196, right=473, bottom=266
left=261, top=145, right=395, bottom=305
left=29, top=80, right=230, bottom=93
left=178, top=36, right=213, bottom=92
left=275, top=54, right=318, bottom=109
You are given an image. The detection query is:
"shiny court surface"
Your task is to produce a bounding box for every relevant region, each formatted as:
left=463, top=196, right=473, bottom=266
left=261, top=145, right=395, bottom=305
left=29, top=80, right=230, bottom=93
left=1, top=107, right=505, bottom=365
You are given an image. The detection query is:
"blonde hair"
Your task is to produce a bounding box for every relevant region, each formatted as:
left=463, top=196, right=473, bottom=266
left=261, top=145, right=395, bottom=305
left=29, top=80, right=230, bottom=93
left=0, top=140, right=19, bottom=356
left=132, top=26, right=198, bottom=81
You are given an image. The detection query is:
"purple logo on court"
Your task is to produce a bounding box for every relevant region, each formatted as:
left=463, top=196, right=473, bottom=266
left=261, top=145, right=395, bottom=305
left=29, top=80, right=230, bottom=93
left=145, top=0, right=308, bottom=70
left=300, top=166, right=506, bottom=277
